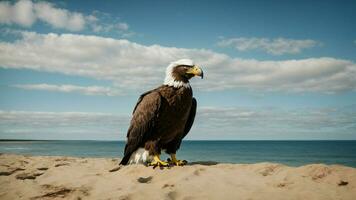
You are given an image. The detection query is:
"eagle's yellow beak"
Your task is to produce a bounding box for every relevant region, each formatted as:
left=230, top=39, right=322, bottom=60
left=186, top=65, right=204, bottom=79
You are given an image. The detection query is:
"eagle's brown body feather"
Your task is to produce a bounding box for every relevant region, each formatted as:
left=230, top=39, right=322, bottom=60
left=120, top=85, right=196, bottom=165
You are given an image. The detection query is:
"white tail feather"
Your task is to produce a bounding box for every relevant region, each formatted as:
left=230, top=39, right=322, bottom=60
left=128, top=148, right=153, bottom=164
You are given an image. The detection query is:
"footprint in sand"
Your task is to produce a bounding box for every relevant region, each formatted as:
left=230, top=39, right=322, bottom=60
left=37, top=167, right=49, bottom=171
left=15, top=172, right=44, bottom=180
left=32, top=187, right=73, bottom=199
left=0, top=167, right=25, bottom=176
left=109, top=166, right=122, bottom=172
left=338, top=180, right=348, bottom=186
left=19, top=160, right=29, bottom=165
left=310, top=166, right=332, bottom=180
left=54, top=163, right=69, bottom=167
left=276, top=181, right=294, bottom=188
left=137, top=176, right=153, bottom=183
left=118, top=194, right=132, bottom=200
left=162, top=184, right=175, bottom=189
left=193, top=168, right=205, bottom=176
left=259, top=165, right=281, bottom=176
left=80, top=160, right=88, bottom=164
left=32, top=184, right=90, bottom=199
left=166, top=191, right=178, bottom=200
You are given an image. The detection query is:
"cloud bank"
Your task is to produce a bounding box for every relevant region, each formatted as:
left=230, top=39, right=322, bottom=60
left=0, top=31, right=355, bottom=93
left=1, top=106, right=355, bottom=140
left=190, top=106, right=356, bottom=140
left=12, top=84, right=122, bottom=96
left=0, top=110, right=129, bottom=140
left=218, top=37, right=319, bottom=55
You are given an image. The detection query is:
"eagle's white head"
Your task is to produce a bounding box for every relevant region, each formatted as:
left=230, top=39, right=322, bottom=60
left=164, top=59, right=204, bottom=88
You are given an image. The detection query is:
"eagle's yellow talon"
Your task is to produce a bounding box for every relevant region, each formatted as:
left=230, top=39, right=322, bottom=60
left=169, top=154, right=187, bottom=166
left=148, top=155, right=169, bottom=167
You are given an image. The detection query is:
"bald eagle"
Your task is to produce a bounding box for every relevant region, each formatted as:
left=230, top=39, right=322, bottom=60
left=120, top=59, right=203, bottom=167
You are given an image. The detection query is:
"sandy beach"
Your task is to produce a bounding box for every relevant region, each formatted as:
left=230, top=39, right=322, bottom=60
left=0, top=153, right=355, bottom=200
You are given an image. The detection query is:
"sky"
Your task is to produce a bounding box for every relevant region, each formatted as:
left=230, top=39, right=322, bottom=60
left=0, top=0, right=355, bottom=140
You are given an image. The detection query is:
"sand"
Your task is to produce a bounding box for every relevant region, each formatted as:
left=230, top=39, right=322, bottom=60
left=0, top=153, right=355, bottom=200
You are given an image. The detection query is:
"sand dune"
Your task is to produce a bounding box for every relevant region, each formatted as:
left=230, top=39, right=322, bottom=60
left=0, top=154, right=355, bottom=200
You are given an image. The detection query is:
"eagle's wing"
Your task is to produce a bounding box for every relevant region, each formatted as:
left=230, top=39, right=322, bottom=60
left=120, top=91, right=162, bottom=165
left=182, top=98, right=197, bottom=138
left=166, top=98, right=196, bottom=153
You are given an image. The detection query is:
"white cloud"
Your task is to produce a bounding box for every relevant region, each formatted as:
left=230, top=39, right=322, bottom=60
left=0, top=0, right=36, bottom=27
left=0, top=0, right=85, bottom=31
left=0, top=0, right=132, bottom=34
left=33, top=1, right=85, bottom=31
left=12, top=84, right=122, bottom=96
left=0, top=31, right=356, bottom=93
left=217, top=37, right=319, bottom=55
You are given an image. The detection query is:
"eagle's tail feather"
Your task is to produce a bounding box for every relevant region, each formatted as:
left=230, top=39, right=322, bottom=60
left=119, top=144, right=132, bottom=165
left=119, top=152, right=132, bottom=165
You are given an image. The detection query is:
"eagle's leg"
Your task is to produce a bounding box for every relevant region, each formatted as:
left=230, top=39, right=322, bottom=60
left=168, top=154, right=187, bottom=166
left=148, top=154, right=169, bottom=167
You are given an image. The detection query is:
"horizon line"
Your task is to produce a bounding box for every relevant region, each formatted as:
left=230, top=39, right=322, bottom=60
left=1, top=139, right=355, bottom=142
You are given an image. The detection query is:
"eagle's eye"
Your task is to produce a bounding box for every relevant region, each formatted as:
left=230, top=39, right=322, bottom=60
left=181, top=65, right=193, bottom=70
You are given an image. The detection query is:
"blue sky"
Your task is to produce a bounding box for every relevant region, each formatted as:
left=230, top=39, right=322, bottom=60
left=0, top=0, right=355, bottom=140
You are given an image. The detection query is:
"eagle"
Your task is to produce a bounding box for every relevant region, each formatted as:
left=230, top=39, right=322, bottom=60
left=120, top=59, right=203, bottom=167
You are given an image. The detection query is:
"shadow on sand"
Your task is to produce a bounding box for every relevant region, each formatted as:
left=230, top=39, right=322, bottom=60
left=187, top=161, right=219, bottom=166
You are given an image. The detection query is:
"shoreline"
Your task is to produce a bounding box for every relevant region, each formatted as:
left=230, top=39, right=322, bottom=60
left=2, top=140, right=356, bottom=168
left=1, top=152, right=354, bottom=168
left=1, top=154, right=355, bottom=200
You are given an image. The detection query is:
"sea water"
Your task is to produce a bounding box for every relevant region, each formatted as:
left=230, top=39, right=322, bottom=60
left=0, top=140, right=355, bottom=167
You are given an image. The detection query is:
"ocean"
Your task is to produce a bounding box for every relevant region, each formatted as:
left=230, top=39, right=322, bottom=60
left=1, top=140, right=356, bottom=167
